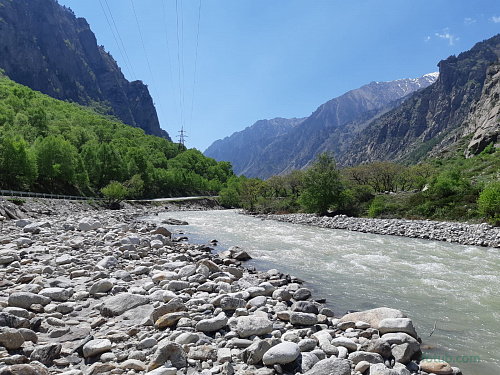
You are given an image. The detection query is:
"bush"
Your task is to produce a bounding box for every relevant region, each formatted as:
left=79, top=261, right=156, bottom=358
left=478, top=182, right=500, bottom=225
left=101, top=181, right=128, bottom=209
left=218, top=187, right=240, bottom=208
left=368, top=196, right=386, bottom=218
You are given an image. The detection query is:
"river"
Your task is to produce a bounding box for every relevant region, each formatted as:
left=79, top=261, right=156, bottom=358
left=149, top=209, right=499, bottom=375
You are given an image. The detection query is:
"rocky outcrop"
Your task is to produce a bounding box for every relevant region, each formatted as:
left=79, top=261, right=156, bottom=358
left=340, top=33, right=500, bottom=166
left=464, top=59, right=500, bottom=156
left=0, top=0, right=170, bottom=140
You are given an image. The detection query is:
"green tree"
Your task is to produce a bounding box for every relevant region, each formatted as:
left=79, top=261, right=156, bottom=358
left=240, top=178, right=267, bottom=211
left=478, top=182, right=500, bottom=225
left=101, top=180, right=128, bottom=208
left=284, top=170, right=305, bottom=198
left=34, top=136, right=79, bottom=188
left=0, top=136, right=37, bottom=189
left=124, top=174, right=144, bottom=198
left=219, top=186, right=240, bottom=208
left=298, top=152, right=344, bottom=215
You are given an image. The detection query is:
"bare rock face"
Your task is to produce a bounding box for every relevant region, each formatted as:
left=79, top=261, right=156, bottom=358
left=464, top=60, right=500, bottom=157
left=0, top=0, right=170, bottom=140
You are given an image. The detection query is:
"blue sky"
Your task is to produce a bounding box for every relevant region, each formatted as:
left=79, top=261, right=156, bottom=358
left=58, top=0, right=500, bottom=151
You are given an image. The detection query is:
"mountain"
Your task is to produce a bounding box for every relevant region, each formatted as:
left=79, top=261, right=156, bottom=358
left=463, top=58, right=500, bottom=157
left=339, top=34, right=500, bottom=166
left=0, top=0, right=170, bottom=140
left=205, top=73, right=437, bottom=178
left=204, top=117, right=305, bottom=176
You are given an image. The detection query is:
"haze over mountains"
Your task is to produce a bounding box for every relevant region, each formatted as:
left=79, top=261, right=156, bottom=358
left=206, top=34, right=500, bottom=179
left=0, top=0, right=170, bottom=140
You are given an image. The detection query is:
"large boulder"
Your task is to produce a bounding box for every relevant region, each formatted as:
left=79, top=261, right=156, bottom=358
left=8, top=292, right=51, bottom=309
left=0, top=327, right=24, bottom=349
left=83, top=339, right=112, bottom=358
left=262, top=342, right=301, bottom=366
left=0, top=250, right=20, bottom=264
left=30, top=343, right=62, bottom=365
left=78, top=217, right=102, bottom=232
left=419, top=359, right=453, bottom=375
left=99, top=293, right=149, bottom=317
left=228, top=316, right=273, bottom=338
left=378, top=318, right=418, bottom=338
left=195, top=312, right=228, bottom=332
left=241, top=340, right=272, bottom=365
left=339, top=307, right=406, bottom=328
left=289, top=311, right=317, bottom=326
left=0, top=364, right=49, bottom=375
left=304, top=358, right=351, bottom=375
left=148, top=341, right=187, bottom=371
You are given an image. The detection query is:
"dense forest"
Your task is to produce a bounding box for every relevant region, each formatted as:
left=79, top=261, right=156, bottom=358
left=0, top=72, right=234, bottom=199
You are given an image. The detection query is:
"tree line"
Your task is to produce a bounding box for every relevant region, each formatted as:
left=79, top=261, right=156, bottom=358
left=220, top=150, right=500, bottom=226
left=0, top=73, right=234, bottom=200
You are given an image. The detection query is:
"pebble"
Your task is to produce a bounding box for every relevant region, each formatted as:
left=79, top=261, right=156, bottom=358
left=0, top=198, right=462, bottom=375
left=259, top=212, right=500, bottom=248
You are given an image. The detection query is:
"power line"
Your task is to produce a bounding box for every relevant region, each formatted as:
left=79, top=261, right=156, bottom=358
left=103, top=0, right=137, bottom=80
left=180, top=0, right=185, bottom=129
left=162, top=1, right=181, bottom=127
left=189, top=0, right=202, bottom=133
left=98, top=0, right=134, bottom=79
left=175, top=0, right=184, bottom=129
left=130, top=0, right=169, bottom=130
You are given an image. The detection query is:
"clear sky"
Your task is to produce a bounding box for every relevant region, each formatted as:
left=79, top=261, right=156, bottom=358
left=58, top=0, right=500, bottom=152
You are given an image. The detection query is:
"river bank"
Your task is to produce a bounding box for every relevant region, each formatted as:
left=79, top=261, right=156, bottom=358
left=0, top=199, right=465, bottom=374
left=255, top=213, right=500, bottom=249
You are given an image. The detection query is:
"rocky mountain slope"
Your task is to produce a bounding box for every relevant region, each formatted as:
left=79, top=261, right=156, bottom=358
left=205, top=74, right=437, bottom=178
left=204, top=117, right=305, bottom=176
left=339, top=34, right=500, bottom=166
left=0, top=0, right=170, bottom=140
left=463, top=58, right=500, bottom=157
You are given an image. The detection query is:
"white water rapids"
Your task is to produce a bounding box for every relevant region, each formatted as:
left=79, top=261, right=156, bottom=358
left=148, top=209, right=499, bottom=375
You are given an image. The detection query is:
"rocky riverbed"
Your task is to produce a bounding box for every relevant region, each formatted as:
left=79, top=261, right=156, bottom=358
left=0, top=198, right=463, bottom=375
left=256, top=213, right=500, bottom=249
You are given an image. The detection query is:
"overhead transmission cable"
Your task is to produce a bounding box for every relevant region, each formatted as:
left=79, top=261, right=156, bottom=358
left=175, top=0, right=184, bottom=130
left=162, top=1, right=181, bottom=126
left=98, top=0, right=135, bottom=79
left=130, top=0, right=169, bottom=130
left=103, top=0, right=137, bottom=80
left=189, top=0, right=202, bottom=133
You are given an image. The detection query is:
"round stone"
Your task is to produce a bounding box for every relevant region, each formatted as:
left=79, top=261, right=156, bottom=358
left=262, top=342, right=300, bottom=365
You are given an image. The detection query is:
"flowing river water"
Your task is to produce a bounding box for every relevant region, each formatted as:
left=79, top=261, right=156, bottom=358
left=149, top=209, right=499, bottom=375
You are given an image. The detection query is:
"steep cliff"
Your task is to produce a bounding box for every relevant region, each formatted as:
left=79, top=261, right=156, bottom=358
left=0, top=0, right=170, bottom=140
left=463, top=59, right=500, bottom=157
left=339, top=34, right=500, bottom=166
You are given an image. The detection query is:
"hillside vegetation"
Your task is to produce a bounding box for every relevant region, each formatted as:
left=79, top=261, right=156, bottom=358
left=221, top=148, right=500, bottom=226
left=0, top=72, right=234, bottom=199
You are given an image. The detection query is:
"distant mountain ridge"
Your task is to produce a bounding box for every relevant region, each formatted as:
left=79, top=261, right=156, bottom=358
left=339, top=34, right=500, bottom=166
left=0, top=0, right=170, bottom=140
left=204, top=117, right=306, bottom=176
left=205, top=73, right=438, bottom=178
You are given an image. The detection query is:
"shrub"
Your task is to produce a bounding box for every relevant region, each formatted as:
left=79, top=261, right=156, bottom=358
left=101, top=181, right=128, bottom=209
left=368, top=196, right=386, bottom=218
left=478, top=182, right=500, bottom=225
